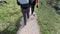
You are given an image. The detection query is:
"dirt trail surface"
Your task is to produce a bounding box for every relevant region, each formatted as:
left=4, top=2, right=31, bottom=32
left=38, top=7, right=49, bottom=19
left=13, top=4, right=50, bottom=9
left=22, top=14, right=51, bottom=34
left=17, top=8, right=40, bottom=34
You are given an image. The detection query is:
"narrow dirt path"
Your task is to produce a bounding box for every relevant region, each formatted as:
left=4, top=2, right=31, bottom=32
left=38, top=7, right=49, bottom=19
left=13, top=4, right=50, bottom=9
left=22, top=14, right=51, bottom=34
left=17, top=8, right=40, bottom=34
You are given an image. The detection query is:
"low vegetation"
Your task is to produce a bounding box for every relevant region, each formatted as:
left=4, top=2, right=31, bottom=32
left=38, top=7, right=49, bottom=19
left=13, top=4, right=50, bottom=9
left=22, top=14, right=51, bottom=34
left=0, top=0, right=22, bottom=34
left=36, top=0, right=60, bottom=34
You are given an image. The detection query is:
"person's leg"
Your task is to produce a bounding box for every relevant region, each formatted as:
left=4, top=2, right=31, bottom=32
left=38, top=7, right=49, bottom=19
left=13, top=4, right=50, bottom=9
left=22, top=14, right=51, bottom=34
left=31, top=1, right=36, bottom=15
left=27, top=7, right=30, bottom=19
left=31, top=5, right=34, bottom=14
left=22, top=8, right=27, bottom=25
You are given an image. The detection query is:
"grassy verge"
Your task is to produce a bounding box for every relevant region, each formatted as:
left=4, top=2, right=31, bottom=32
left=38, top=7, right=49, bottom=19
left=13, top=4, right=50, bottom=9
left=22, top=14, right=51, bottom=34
left=0, top=0, right=22, bottom=34
left=36, top=0, right=60, bottom=34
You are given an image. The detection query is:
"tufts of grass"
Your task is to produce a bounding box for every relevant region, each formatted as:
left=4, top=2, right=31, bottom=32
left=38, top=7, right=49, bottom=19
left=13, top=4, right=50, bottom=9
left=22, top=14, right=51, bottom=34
left=36, top=0, right=60, bottom=34
left=0, top=0, right=22, bottom=34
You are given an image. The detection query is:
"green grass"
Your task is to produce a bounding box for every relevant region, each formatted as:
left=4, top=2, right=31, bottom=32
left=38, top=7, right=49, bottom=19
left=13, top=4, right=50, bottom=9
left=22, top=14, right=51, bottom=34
left=36, top=0, right=60, bottom=34
left=0, top=0, right=22, bottom=34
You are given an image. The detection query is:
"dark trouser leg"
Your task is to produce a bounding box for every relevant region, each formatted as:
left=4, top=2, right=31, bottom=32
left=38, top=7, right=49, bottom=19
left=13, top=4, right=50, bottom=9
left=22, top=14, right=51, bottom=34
left=23, top=13, right=26, bottom=25
left=31, top=5, right=34, bottom=14
left=22, top=8, right=26, bottom=25
left=27, top=7, right=30, bottom=19
left=31, top=1, right=35, bottom=14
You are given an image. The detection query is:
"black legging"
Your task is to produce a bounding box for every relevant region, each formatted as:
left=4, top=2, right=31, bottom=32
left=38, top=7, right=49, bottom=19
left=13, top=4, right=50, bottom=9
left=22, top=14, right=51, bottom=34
left=21, top=7, right=30, bottom=25
left=31, top=1, right=36, bottom=14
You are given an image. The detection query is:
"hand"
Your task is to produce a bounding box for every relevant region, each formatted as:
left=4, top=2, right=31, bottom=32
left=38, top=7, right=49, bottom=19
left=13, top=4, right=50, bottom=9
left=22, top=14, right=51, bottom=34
left=36, top=5, right=38, bottom=8
left=36, top=3, right=38, bottom=8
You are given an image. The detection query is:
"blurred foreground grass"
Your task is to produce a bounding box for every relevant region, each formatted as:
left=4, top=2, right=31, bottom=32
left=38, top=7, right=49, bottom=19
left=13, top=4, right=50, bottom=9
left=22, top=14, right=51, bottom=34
left=0, top=0, right=22, bottom=34
left=36, top=0, right=60, bottom=34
